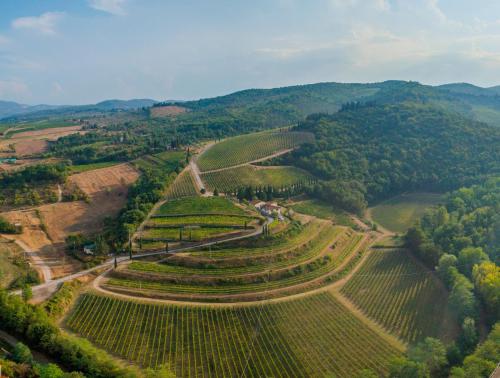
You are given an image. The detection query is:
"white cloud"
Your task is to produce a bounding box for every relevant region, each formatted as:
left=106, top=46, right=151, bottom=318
left=11, top=12, right=65, bottom=36
left=88, top=0, right=126, bottom=15
left=329, top=0, right=390, bottom=12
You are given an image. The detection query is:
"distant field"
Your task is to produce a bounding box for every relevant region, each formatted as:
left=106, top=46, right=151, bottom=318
left=201, top=165, right=312, bottom=193
left=68, top=161, right=119, bottom=173
left=66, top=292, right=401, bottom=377
left=150, top=105, right=187, bottom=118
left=197, top=130, right=314, bottom=172
left=0, top=125, right=83, bottom=157
left=1, top=119, right=78, bottom=138
left=341, top=249, right=459, bottom=343
left=369, top=192, right=443, bottom=233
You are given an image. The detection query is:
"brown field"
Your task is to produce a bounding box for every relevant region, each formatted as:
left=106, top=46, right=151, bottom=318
left=0, top=158, right=61, bottom=173
left=0, top=125, right=83, bottom=156
left=38, top=163, right=139, bottom=244
left=0, top=163, right=139, bottom=278
left=69, top=163, right=139, bottom=195
left=0, top=209, right=82, bottom=279
left=150, top=105, right=187, bottom=118
left=1, top=210, right=52, bottom=252
left=14, top=140, right=48, bottom=155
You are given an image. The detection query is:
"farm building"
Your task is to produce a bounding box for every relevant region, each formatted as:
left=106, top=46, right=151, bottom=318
left=254, top=201, right=284, bottom=220
left=83, top=243, right=96, bottom=255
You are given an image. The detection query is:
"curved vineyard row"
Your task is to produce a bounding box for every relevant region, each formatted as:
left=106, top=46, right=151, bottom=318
left=66, top=292, right=401, bottom=377
left=197, top=130, right=314, bottom=172
left=341, top=249, right=459, bottom=343
left=104, top=231, right=367, bottom=299
left=127, top=226, right=344, bottom=278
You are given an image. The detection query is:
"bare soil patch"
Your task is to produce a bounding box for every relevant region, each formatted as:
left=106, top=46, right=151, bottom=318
left=14, top=139, right=48, bottom=156
left=0, top=164, right=139, bottom=278
left=150, top=105, right=187, bottom=118
left=69, top=163, right=139, bottom=196
left=38, top=164, right=139, bottom=244
left=0, top=209, right=81, bottom=279
left=0, top=125, right=84, bottom=157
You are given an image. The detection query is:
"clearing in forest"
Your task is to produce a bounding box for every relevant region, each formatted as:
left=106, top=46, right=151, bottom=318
left=66, top=292, right=401, bottom=377
left=196, top=130, right=314, bottom=172
left=340, top=248, right=459, bottom=344
left=150, top=105, right=187, bottom=118
left=369, top=192, right=443, bottom=233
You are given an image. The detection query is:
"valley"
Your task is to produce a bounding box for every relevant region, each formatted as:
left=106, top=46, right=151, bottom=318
left=0, top=80, right=498, bottom=378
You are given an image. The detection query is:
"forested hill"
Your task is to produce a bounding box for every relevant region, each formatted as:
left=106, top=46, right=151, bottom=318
left=286, top=103, right=500, bottom=213
left=170, top=80, right=500, bottom=130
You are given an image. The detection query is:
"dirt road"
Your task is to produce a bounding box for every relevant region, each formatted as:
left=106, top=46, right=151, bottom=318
left=5, top=238, right=53, bottom=282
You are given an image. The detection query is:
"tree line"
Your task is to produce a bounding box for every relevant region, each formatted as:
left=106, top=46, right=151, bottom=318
left=287, top=103, right=500, bottom=214
left=401, top=178, right=499, bottom=377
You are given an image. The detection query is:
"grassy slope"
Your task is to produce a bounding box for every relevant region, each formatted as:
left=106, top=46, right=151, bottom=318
left=290, top=199, right=355, bottom=227
left=369, top=193, right=443, bottom=233
left=0, top=238, right=25, bottom=288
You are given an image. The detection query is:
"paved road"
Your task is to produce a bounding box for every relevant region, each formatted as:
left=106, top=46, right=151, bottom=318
left=12, top=219, right=266, bottom=301
left=190, top=142, right=214, bottom=196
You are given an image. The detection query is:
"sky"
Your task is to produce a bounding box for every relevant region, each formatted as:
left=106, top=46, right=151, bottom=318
left=2, top=0, right=500, bottom=104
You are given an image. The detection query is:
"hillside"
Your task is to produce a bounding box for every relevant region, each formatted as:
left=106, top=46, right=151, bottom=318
left=0, top=98, right=156, bottom=121
left=285, top=103, right=500, bottom=213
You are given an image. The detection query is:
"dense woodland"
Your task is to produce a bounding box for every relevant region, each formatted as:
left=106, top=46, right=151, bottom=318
left=404, top=178, right=499, bottom=377
left=286, top=103, right=500, bottom=213
left=1, top=80, right=499, bottom=377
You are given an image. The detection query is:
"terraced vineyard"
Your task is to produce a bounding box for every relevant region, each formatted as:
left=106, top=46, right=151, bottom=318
left=341, top=248, right=459, bottom=343
left=138, top=197, right=259, bottom=248
left=105, top=219, right=369, bottom=301
left=155, top=197, right=248, bottom=216
left=66, top=292, right=402, bottom=377
left=165, top=168, right=199, bottom=200
left=201, top=165, right=313, bottom=194
left=197, top=130, right=314, bottom=172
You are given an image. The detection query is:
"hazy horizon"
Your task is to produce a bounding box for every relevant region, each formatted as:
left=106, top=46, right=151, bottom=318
left=3, top=0, right=500, bottom=105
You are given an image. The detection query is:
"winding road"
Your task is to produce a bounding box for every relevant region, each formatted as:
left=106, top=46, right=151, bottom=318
left=12, top=218, right=267, bottom=302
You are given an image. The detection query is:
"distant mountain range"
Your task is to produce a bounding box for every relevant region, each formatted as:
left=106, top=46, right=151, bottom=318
left=0, top=98, right=158, bottom=120
left=3, top=81, right=500, bottom=125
